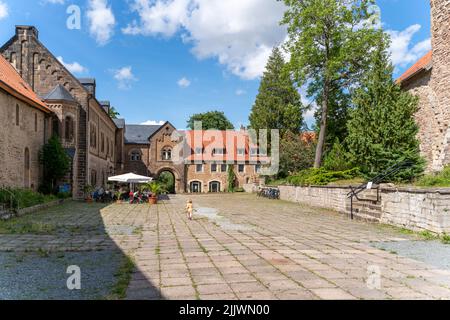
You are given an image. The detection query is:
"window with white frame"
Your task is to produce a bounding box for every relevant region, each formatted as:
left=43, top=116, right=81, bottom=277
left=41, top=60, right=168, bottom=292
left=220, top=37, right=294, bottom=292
left=213, top=148, right=225, bottom=155
left=250, top=148, right=258, bottom=156
left=221, top=164, right=228, bottom=172
left=238, top=164, right=245, bottom=173
left=211, top=163, right=218, bottom=172
left=237, top=148, right=245, bottom=155
left=255, top=164, right=262, bottom=174
left=196, top=164, right=204, bottom=173
left=162, top=147, right=172, bottom=160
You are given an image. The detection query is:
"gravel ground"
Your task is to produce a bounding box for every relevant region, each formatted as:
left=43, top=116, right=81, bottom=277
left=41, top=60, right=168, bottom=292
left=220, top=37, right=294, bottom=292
left=372, top=240, right=450, bottom=270
left=0, top=250, right=123, bottom=300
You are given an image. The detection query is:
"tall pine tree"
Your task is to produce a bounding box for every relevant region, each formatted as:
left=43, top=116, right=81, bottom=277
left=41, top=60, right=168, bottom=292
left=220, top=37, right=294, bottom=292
left=249, top=47, right=303, bottom=136
left=345, top=40, right=425, bottom=181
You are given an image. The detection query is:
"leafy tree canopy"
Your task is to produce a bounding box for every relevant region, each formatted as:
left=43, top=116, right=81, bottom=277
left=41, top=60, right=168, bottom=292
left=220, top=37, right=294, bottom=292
left=187, top=111, right=234, bottom=130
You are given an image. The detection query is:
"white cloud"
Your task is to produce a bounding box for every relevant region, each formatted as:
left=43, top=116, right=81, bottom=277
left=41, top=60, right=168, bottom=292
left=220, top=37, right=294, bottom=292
left=141, top=120, right=166, bottom=125
left=87, top=0, right=116, bottom=46
left=42, top=0, right=65, bottom=4
left=123, top=0, right=287, bottom=80
left=0, top=1, right=9, bottom=20
left=387, top=24, right=431, bottom=68
left=57, top=56, right=88, bottom=74
left=235, top=89, right=246, bottom=96
left=113, top=66, right=138, bottom=90
left=177, top=77, right=191, bottom=88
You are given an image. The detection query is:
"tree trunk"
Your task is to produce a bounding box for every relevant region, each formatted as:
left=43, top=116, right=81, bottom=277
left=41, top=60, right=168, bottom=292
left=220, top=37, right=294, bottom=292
left=314, top=82, right=329, bottom=168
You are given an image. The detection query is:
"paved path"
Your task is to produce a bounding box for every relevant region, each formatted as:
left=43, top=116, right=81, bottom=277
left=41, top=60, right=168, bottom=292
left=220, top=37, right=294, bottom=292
left=124, top=194, right=450, bottom=300
left=1, top=195, right=450, bottom=300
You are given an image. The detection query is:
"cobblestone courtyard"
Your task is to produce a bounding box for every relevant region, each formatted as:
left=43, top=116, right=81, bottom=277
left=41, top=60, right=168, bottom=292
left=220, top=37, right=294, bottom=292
left=1, top=194, right=450, bottom=300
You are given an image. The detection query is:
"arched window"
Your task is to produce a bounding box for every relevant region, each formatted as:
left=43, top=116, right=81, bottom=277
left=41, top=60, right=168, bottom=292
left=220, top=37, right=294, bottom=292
left=52, top=118, right=59, bottom=137
left=15, top=104, right=20, bottom=126
left=130, top=150, right=141, bottom=161
left=65, top=116, right=74, bottom=141
left=162, top=147, right=172, bottom=161
left=24, top=147, right=30, bottom=188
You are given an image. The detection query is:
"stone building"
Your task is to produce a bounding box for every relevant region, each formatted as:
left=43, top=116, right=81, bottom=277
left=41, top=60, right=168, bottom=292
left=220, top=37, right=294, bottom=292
left=122, top=123, right=267, bottom=193
left=398, top=0, right=450, bottom=172
left=0, top=54, right=52, bottom=190
left=0, top=26, right=120, bottom=198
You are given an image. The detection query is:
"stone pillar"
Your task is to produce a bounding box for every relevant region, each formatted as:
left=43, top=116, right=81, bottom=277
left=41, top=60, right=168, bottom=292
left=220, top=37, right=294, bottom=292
left=430, top=0, right=450, bottom=170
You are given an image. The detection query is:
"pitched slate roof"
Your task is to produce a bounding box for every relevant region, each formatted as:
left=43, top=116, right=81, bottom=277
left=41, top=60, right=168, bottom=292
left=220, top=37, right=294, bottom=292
left=125, top=125, right=162, bottom=144
left=43, top=84, right=77, bottom=102
left=113, top=118, right=126, bottom=129
left=0, top=54, right=50, bottom=113
left=397, top=50, right=432, bottom=84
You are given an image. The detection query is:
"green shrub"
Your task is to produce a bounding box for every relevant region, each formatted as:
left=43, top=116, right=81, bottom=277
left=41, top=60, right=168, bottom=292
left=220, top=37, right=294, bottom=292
left=416, top=166, right=450, bottom=187
left=234, top=187, right=245, bottom=193
left=0, top=188, right=57, bottom=209
left=57, top=192, right=72, bottom=199
left=286, top=168, right=360, bottom=186
left=323, top=139, right=353, bottom=172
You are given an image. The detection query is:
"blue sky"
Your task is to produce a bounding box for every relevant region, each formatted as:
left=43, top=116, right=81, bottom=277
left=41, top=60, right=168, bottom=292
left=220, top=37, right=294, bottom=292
left=0, top=0, right=431, bottom=129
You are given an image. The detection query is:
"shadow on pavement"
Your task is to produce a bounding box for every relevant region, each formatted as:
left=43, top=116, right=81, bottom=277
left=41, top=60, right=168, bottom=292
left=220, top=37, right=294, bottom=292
left=0, top=200, right=161, bottom=300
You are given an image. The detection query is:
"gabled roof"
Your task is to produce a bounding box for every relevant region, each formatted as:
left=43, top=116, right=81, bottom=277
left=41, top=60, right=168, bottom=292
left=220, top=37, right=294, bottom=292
left=397, top=50, right=432, bottom=84
left=0, top=55, right=50, bottom=113
left=124, top=124, right=163, bottom=144
left=43, top=84, right=77, bottom=103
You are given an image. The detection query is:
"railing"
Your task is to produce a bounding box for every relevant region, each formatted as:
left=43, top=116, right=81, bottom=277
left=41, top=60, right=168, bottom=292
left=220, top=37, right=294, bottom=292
left=347, top=160, right=414, bottom=219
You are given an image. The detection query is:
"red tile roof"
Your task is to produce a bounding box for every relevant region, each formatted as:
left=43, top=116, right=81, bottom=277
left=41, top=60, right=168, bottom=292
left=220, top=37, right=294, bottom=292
left=397, top=50, right=432, bottom=84
left=0, top=55, right=50, bottom=113
left=182, top=130, right=270, bottom=163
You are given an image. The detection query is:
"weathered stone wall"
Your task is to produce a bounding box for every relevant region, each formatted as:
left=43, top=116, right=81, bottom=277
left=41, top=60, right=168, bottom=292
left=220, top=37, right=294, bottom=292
left=429, top=0, right=450, bottom=171
left=1, top=26, right=117, bottom=197
left=0, top=88, right=47, bottom=190
left=275, top=185, right=450, bottom=233
left=123, top=144, right=151, bottom=176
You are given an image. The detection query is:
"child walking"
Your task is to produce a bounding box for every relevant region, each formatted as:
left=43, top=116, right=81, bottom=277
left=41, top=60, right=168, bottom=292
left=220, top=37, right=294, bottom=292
left=186, top=199, right=194, bottom=220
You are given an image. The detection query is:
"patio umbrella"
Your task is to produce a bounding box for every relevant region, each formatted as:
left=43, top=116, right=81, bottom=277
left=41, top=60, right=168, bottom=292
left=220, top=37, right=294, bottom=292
left=108, top=173, right=153, bottom=191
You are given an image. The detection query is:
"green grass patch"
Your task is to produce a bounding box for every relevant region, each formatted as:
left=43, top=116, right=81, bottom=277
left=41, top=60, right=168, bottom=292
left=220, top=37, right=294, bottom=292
left=0, top=221, right=56, bottom=235
left=441, top=233, right=450, bottom=245
left=108, top=256, right=135, bottom=300
left=415, top=166, right=450, bottom=187
left=0, top=188, right=57, bottom=210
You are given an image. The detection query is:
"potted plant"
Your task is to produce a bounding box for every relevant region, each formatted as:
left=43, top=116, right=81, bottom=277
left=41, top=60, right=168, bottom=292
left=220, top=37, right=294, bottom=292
left=83, top=185, right=94, bottom=203
left=115, top=190, right=122, bottom=204
left=146, top=182, right=165, bottom=205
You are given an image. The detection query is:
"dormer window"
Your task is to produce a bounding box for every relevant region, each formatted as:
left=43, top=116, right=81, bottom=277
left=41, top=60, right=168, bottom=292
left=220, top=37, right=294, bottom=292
left=162, top=147, right=172, bottom=161
left=237, top=148, right=246, bottom=156
left=195, top=147, right=203, bottom=154
left=250, top=148, right=259, bottom=156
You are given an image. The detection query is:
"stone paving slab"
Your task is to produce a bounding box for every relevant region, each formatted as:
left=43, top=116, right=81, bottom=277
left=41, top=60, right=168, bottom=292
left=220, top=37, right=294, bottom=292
left=2, top=195, right=450, bottom=300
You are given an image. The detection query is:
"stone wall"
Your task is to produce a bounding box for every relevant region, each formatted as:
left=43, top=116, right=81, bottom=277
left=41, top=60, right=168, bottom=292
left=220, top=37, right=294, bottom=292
left=274, top=185, right=450, bottom=233
left=0, top=89, right=48, bottom=190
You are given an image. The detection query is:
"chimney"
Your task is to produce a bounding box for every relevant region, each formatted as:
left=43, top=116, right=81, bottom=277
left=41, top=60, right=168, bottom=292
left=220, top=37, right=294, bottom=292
left=78, top=78, right=96, bottom=97
left=100, top=101, right=111, bottom=115
left=15, top=26, right=39, bottom=39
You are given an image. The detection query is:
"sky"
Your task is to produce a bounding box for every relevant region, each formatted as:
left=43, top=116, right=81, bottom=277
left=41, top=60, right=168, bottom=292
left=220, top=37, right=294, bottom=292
left=0, top=0, right=431, bottom=129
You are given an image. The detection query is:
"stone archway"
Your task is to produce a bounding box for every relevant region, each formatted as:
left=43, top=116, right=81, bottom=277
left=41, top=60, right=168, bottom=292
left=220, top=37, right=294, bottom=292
left=155, top=168, right=181, bottom=194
